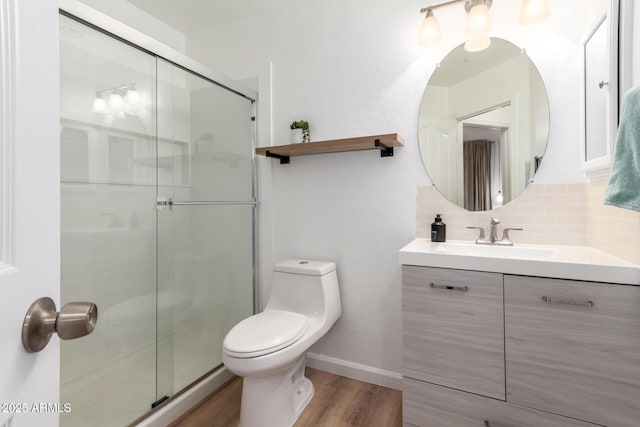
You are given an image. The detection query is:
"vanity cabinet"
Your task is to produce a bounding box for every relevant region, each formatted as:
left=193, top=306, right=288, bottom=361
left=403, top=266, right=505, bottom=399
left=404, top=378, right=599, bottom=427
left=505, top=275, right=640, bottom=427
left=402, top=265, right=640, bottom=427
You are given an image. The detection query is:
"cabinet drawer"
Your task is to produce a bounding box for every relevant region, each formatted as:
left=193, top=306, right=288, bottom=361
left=403, top=378, right=600, bottom=427
left=402, top=266, right=504, bottom=399
left=505, top=275, right=640, bottom=427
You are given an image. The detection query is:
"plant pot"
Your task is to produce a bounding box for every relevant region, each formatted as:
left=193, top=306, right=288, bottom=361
left=290, top=128, right=304, bottom=144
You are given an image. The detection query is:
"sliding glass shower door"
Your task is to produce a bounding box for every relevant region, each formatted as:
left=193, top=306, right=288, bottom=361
left=155, top=59, right=255, bottom=398
left=59, top=13, right=255, bottom=426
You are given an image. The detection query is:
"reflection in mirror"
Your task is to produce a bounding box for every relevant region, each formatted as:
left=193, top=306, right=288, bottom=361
left=419, top=37, right=549, bottom=211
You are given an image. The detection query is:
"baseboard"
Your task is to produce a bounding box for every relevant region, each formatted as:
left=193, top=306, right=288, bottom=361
left=306, top=353, right=403, bottom=390
left=136, top=367, right=235, bottom=426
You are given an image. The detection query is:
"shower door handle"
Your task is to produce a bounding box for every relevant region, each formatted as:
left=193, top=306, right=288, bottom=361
left=22, top=297, right=98, bottom=353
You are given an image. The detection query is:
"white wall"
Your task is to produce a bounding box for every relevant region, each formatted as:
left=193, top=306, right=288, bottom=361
left=184, top=0, right=610, bottom=381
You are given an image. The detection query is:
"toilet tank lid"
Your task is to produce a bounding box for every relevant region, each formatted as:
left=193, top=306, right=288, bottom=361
left=274, top=259, right=336, bottom=276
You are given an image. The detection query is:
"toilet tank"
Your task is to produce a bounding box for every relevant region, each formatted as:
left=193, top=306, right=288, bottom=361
left=265, top=259, right=341, bottom=322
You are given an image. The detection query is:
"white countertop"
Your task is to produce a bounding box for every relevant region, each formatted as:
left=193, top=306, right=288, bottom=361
left=399, top=239, right=640, bottom=285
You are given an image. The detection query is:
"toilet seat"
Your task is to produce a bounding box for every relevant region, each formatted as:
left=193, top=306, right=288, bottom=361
left=223, top=310, right=307, bottom=358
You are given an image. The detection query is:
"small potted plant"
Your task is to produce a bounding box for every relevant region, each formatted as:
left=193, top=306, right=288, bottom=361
left=290, top=120, right=310, bottom=143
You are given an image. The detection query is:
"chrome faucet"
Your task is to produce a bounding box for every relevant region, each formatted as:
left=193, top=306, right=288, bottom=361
left=488, top=217, right=500, bottom=243
left=467, top=218, right=523, bottom=246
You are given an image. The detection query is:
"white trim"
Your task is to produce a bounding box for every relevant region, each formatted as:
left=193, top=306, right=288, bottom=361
left=136, top=367, right=235, bottom=427
left=58, top=0, right=257, bottom=102
left=0, top=0, right=16, bottom=265
left=580, top=2, right=620, bottom=178
left=618, top=0, right=634, bottom=95
left=306, top=353, right=403, bottom=391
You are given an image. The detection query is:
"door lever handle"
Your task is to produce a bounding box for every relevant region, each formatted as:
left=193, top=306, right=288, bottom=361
left=22, top=297, right=98, bottom=353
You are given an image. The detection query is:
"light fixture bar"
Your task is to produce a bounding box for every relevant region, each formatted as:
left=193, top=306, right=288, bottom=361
left=420, top=0, right=464, bottom=14
left=95, top=83, right=137, bottom=96
left=464, top=0, right=492, bottom=13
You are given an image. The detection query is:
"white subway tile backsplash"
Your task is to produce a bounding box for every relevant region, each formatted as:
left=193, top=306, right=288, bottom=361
left=416, top=182, right=640, bottom=266
left=587, top=180, right=640, bottom=264
left=416, top=184, right=589, bottom=246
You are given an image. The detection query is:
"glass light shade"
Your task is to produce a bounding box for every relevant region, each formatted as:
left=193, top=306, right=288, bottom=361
left=92, top=97, right=107, bottom=113
left=464, top=36, right=491, bottom=52
left=109, top=92, right=124, bottom=108
left=418, top=10, right=442, bottom=47
left=465, top=4, right=492, bottom=38
left=519, top=0, right=551, bottom=25
left=496, top=191, right=504, bottom=203
left=125, top=89, right=140, bottom=105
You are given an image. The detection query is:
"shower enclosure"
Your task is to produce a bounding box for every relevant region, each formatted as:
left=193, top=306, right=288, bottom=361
left=59, top=11, right=256, bottom=426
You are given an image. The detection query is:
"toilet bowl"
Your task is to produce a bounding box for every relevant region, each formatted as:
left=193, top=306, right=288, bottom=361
left=222, top=259, right=341, bottom=427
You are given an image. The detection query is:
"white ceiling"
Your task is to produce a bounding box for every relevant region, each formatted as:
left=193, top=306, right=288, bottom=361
left=429, top=38, right=523, bottom=87
left=126, top=0, right=295, bottom=34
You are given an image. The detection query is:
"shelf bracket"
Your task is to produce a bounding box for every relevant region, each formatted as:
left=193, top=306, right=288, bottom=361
left=374, top=139, right=394, bottom=157
left=265, top=150, right=290, bottom=164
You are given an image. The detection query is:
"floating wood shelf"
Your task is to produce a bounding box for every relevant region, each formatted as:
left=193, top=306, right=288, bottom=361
left=255, top=133, right=404, bottom=164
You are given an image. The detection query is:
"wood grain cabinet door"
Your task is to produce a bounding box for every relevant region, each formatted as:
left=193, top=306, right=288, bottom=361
left=505, top=275, right=640, bottom=427
left=402, top=266, right=505, bottom=399
left=403, top=378, right=601, bottom=427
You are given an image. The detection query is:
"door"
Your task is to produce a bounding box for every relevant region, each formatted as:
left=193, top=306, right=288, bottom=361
left=155, top=58, right=255, bottom=400
left=0, top=1, right=61, bottom=427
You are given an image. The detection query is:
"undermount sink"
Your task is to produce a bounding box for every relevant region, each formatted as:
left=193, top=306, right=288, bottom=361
left=433, top=241, right=557, bottom=260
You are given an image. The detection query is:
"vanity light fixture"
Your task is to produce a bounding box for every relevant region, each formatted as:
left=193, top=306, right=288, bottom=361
left=125, top=88, right=140, bottom=105
left=519, top=0, right=551, bottom=25
left=464, top=0, right=492, bottom=52
left=92, top=83, right=141, bottom=116
left=418, top=8, right=442, bottom=47
left=418, top=0, right=550, bottom=52
left=92, top=96, right=107, bottom=113
left=109, top=92, right=124, bottom=108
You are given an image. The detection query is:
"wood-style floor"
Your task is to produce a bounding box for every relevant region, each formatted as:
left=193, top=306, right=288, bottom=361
left=170, top=368, right=402, bottom=427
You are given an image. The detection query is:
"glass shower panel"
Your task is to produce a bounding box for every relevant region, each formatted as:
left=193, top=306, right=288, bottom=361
left=159, top=205, right=254, bottom=394
left=59, top=15, right=157, bottom=426
left=156, top=59, right=255, bottom=397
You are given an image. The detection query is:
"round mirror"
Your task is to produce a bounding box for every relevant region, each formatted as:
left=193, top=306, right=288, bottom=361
left=419, top=38, right=549, bottom=211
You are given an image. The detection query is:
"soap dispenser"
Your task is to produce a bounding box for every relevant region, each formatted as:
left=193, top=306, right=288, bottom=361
left=431, top=214, right=446, bottom=242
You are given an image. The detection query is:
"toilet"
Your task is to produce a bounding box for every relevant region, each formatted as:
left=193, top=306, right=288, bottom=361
left=222, top=259, right=341, bottom=427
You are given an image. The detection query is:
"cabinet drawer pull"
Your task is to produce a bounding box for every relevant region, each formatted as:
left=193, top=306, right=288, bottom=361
left=542, top=296, right=594, bottom=308
left=430, top=283, right=469, bottom=292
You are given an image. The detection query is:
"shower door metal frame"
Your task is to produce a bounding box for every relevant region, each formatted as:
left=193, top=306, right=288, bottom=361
left=58, top=0, right=260, bottom=314
left=58, top=1, right=257, bottom=101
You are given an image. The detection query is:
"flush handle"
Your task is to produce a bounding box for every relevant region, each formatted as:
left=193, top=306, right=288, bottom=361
left=22, top=297, right=98, bottom=353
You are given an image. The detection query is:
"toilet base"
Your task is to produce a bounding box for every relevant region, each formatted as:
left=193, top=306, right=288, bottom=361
left=238, top=355, right=314, bottom=427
